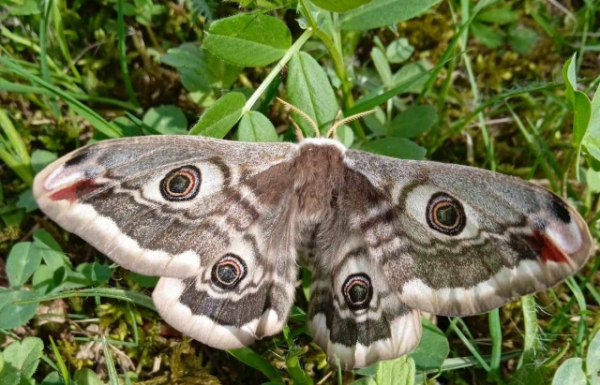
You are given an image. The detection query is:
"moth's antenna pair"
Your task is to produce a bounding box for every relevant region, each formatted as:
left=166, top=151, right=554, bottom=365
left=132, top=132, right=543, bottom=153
left=277, top=97, right=375, bottom=141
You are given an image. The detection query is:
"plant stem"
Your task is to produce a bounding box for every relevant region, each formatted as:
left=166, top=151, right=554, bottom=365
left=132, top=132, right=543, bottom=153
left=242, top=28, right=314, bottom=114
left=488, top=309, right=502, bottom=377
left=117, top=0, right=139, bottom=106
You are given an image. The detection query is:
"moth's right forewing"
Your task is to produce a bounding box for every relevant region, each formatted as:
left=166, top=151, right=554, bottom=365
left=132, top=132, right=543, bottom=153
left=343, top=150, right=594, bottom=316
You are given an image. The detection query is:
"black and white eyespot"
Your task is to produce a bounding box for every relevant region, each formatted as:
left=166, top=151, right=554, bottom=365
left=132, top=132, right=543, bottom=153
left=426, top=192, right=466, bottom=236
left=342, top=274, right=373, bottom=311
left=160, top=166, right=201, bottom=201
left=211, top=254, right=247, bottom=290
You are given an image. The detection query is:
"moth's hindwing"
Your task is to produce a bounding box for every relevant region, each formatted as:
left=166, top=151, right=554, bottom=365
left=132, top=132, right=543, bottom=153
left=343, top=150, right=594, bottom=316
left=34, top=135, right=299, bottom=348
left=308, top=233, right=421, bottom=370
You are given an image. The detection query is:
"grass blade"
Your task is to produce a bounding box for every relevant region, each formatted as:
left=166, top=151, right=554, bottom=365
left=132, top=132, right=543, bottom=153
left=49, top=336, right=70, bottom=385
left=14, top=287, right=156, bottom=310
left=117, top=0, right=138, bottom=106
left=0, top=55, right=121, bottom=138
left=228, top=348, right=284, bottom=384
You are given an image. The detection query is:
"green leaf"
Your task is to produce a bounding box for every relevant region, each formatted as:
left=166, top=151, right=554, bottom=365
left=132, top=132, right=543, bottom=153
left=288, top=52, right=338, bottom=137
left=508, top=25, right=539, bottom=55
left=228, top=348, right=284, bottom=384
left=374, top=356, right=415, bottom=385
left=586, top=330, right=600, bottom=377
left=128, top=273, right=159, bottom=288
left=204, top=14, right=291, bottom=67
left=552, top=358, right=587, bottom=385
left=361, top=138, right=426, bottom=160
left=588, top=82, right=600, bottom=138
left=142, top=105, right=188, bottom=135
left=238, top=111, right=279, bottom=142
left=471, top=21, right=505, bottom=49
left=476, top=6, right=518, bottom=24
left=76, top=262, right=112, bottom=284
left=586, top=169, right=600, bottom=192
left=386, top=38, right=414, bottom=64
left=32, top=265, right=59, bottom=294
left=390, top=105, right=437, bottom=138
left=311, top=0, right=371, bottom=13
left=40, top=372, right=63, bottom=385
left=6, top=242, right=41, bottom=288
left=409, top=318, right=449, bottom=370
left=30, top=150, right=57, bottom=173
left=1, top=337, right=43, bottom=380
left=562, top=54, right=578, bottom=105
left=73, top=368, right=105, bottom=385
left=189, top=92, right=246, bottom=137
left=392, top=62, right=429, bottom=94
left=16, top=189, right=38, bottom=213
left=338, top=125, right=355, bottom=148
left=371, top=47, right=392, bottom=86
left=286, top=347, right=313, bottom=385
left=161, top=44, right=241, bottom=92
left=0, top=289, right=39, bottom=329
left=341, top=0, right=442, bottom=31
left=573, top=92, right=592, bottom=147
left=33, top=229, right=69, bottom=269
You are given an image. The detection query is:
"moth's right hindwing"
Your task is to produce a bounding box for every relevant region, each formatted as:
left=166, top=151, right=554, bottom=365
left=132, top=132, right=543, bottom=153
left=34, top=135, right=300, bottom=348
left=308, top=233, right=421, bottom=369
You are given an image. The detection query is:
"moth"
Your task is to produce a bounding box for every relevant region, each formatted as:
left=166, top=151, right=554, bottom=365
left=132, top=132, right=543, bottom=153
left=33, top=106, right=593, bottom=370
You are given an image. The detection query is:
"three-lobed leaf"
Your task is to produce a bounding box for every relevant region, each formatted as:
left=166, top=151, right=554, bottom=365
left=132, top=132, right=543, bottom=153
left=0, top=337, right=44, bottom=385
left=204, top=13, right=291, bottom=67
left=386, top=38, right=414, bottom=64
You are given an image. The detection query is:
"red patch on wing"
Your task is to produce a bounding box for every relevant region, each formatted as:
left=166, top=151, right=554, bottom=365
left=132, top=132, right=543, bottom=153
left=49, top=179, right=99, bottom=202
left=527, top=231, right=569, bottom=264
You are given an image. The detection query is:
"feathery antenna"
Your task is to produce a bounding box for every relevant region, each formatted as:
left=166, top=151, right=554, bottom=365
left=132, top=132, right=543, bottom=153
left=277, top=97, right=320, bottom=138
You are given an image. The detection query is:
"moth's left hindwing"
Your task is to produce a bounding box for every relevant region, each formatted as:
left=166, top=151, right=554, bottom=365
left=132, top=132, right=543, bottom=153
left=34, top=135, right=299, bottom=348
left=343, top=150, right=595, bottom=317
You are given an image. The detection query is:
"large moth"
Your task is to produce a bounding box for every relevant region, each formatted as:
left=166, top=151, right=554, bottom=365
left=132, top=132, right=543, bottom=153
left=33, top=110, right=594, bottom=369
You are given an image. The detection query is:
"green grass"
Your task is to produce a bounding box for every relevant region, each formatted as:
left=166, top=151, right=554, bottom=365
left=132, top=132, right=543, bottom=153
left=1, top=0, right=600, bottom=384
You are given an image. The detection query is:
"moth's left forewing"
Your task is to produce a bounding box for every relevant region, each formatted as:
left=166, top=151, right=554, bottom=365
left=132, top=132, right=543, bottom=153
left=343, top=150, right=594, bottom=316
left=34, top=136, right=301, bottom=349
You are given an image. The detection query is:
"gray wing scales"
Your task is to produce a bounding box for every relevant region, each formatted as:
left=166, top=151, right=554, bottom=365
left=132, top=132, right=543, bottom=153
left=34, top=135, right=299, bottom=349
left=342, top=149, right=594, bottom=316
left=307, top=213, right=421, bottom=369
